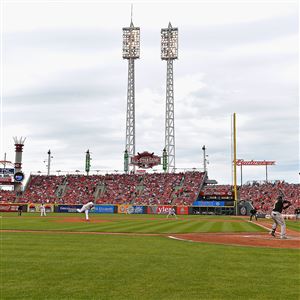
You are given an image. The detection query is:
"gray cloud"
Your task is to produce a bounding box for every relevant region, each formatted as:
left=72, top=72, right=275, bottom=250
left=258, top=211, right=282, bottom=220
left=5, top=28, right=120, bottom=52
left=182, top=13, right=298, bottom=50
left=2, top=4, right=298, bottom=184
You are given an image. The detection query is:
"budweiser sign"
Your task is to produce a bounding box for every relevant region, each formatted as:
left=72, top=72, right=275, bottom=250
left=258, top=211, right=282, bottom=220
left=236, top=160, right=276, bottom=166
left=130, top=152, right=161, bottom=169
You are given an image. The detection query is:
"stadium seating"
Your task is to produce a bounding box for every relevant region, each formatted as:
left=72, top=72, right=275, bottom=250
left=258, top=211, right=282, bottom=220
left=239, top=181, right=300, bottom=214
left=0, top=190, right=16, bottom=203
left=1, top=174, right=299, bottom=216
left=19, top=175, right=65, bottom=203
left=1, top=172, right=205, bottom=205
left=173, top=172, right=206, bottom=205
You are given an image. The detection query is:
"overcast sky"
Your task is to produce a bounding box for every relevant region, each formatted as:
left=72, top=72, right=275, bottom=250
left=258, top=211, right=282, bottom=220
left=0, top=1, right=298, bottom=184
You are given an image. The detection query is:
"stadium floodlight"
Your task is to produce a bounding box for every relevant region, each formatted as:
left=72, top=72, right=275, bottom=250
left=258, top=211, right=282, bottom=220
left=123, top=18, right=140, bottom=173
left=161, top=22, right=178, bottom=173
left=161, top=22, right=178, bottom=60
left=122, top=22, right=140, bottom=59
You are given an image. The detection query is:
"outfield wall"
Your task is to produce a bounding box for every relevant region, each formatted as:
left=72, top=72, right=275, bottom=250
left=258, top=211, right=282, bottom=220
left=1, top=204, right=235, bottom=215
left=3, top=203, right=297, bottom=218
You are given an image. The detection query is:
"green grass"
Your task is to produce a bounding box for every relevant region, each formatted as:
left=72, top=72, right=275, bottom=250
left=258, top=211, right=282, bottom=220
left=1, top=232, right=299, bottom=300
left=0, top=213, right=265, bottom=234
left=285, top=220, right=300, bottom=232
left=1, top=213, right=299, bottom=299
left=257, top=218, right=300, bottom=232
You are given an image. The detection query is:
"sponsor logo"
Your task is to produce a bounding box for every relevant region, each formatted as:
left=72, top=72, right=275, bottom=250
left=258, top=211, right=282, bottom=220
left=192, top=201, right=226, bottom=207
left=178, top=206, right=188, bottom=215
left=94, top=205, right=114, bottom=214
left=118, top=205, right=145, bottom=214
left=240, top=206, right=247, bottom=216
left=57, top=205, right=82, bottom=213
left=0, top=205, right=19, bottom=212
left=157, top=206, right=172, bottom=214
left=132, top=206, right=144, bottom=214
left=127, top=206, right=135, bottom=214
left=14, top=172, right=25, bottom=182
left=130, top=151, right=161, bottom=169
left=148, top=205, right=172, bottom=215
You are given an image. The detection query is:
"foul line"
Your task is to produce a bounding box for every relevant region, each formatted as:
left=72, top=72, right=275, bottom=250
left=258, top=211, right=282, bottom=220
left=248, top=220, right=271, bottom=231
left=168, top=235, right=195, bottom=242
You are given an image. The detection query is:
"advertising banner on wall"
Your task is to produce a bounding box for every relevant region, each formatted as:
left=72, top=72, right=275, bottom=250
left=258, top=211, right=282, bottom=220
left=118, top=205, right=129, bottom=214
left=0, top=203, right=20, bottom=212
left=147, top=205, right=172, bottom=215
left=118, top=205, right=145, bottom=214
left=94, top=205, right=115, bottom=214
left=128, top=206, right=145, bottom=214
left=192, top=201, right=225, bottom=207
left=56, top=205, right=82, bottom=213
left=176, top=206, right=189, bottom=215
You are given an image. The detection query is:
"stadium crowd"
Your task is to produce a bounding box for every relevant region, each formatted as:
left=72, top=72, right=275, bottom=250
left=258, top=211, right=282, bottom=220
left=0, top=174, right=299, bottom=215
left=239, top=181, right=299, bottom=214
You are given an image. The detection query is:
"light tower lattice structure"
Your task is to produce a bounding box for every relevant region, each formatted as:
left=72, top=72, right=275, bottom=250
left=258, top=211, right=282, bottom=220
left=123, top=20, right=140, bottom=173
left=161, top=22, right=178, bottom=173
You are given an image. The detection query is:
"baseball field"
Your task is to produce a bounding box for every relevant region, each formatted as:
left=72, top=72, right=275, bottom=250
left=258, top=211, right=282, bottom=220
left=1, top=213, right=300, bottom=300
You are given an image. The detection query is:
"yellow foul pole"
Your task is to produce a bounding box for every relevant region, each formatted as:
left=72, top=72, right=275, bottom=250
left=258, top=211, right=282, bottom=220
left=233, top=113, right=238, bottom=215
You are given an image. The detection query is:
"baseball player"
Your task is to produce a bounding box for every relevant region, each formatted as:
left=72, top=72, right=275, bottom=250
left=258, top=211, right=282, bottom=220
left=76, top=201, right=94, bottom=221
left=270, top=195, right=291, bottom=239
left=40, top=203, right=46, bottom=217
left=17, top=205, right=23, bottom=216
left=167, top=207, right=177, bottom=219
left=249, top=207, right=258, bottom=221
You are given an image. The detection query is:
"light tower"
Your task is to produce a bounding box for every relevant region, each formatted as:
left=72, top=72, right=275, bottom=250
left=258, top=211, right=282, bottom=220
left=13, top=137, right=26, bottom=173
left=122, top=14, right=140, bottom=173
left=47, top=150, right=53, bottom=176
left=202, top=145, right=208, bottom=173
left=161, top=22, right=178, bottom=173
left=13, top=136, right=26, bottom=191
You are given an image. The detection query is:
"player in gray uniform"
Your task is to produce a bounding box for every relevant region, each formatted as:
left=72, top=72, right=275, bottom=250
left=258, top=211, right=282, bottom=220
left=167, top=207, right=177, bottom=219
left=270, top=195, right=291, bottom=239
left=76, top=201, right=94, bottom=221
left=40, top=203, right=46, bottom=216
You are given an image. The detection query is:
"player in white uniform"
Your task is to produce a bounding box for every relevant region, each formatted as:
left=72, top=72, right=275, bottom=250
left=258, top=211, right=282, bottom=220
left=76, top=201, right=94, bottom=221
left=40, top=203, right=46, bottom=216
left=167, top=207, right=177, bottom=219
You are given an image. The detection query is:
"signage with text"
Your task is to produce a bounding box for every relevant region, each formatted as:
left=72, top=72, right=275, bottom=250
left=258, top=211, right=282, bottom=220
left=130, top=151, right=161, bottom=169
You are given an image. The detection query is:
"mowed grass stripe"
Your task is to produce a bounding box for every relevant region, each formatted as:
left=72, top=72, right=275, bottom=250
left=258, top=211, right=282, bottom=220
left=80, top=220, right=139, bottom=232
left=119, top=219, right=180, bottom=233
left=236, top=221, right=266, bottom=232
left=1, top=213, right=269, bottom=234
left=169, top=220, right=206, bottom=233
left=118, top=221, right=171, bottom=233
left=101, top=220, right=155, bottom=233
left=3, top=232, right=299, bottom=300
